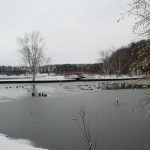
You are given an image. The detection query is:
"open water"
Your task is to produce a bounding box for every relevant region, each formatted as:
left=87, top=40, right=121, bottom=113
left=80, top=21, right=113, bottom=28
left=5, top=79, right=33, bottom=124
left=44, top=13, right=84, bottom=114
left=0, top=82, right=149, bottom=150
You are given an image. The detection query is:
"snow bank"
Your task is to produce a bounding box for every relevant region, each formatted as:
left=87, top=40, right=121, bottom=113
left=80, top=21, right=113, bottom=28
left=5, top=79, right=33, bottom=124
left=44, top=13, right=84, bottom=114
left=0, top=134, right=48, bottom=150
left=0, top=74, right=142, bottom=81
left=0, top=74, right=65, bottom=81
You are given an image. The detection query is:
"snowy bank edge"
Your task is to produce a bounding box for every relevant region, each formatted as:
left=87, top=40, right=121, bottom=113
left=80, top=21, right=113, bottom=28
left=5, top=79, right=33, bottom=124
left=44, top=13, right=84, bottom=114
left=0, top=134, right=48, bottom=150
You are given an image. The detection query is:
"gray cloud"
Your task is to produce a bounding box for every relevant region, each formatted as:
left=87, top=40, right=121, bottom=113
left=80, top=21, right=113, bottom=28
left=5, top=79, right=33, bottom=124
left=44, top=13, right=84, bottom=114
left=0, top=0, right=139, bottom=65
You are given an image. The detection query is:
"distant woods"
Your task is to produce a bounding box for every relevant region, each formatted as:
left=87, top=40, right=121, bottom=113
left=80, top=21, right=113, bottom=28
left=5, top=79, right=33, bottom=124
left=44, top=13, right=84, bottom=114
left=98, top=39, right=150, bottom=76
left=0, top=40, right=149, bottom=76
left=0, top=64, right=102, bottom=75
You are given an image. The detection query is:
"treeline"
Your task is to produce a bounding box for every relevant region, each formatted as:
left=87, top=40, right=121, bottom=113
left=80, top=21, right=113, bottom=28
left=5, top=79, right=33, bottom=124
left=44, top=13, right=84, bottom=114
left=41, top=64, right=102, bottom=75
left=0, top=64, right=102, bottom=75
left=0, top=39, right=149, bottom=76
left=100, top=39, right=149, bottom=75
left=0, top=66, right=27, bottom=75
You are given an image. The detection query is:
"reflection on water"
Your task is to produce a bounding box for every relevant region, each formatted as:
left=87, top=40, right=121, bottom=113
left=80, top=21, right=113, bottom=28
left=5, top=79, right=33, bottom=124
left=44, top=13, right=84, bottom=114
left=0, top=82, right=149, bottom=150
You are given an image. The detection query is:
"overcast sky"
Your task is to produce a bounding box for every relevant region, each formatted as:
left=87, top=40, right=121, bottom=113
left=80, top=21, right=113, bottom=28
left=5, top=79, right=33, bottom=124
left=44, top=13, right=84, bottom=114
left=0, top=0, right=141, bottom=66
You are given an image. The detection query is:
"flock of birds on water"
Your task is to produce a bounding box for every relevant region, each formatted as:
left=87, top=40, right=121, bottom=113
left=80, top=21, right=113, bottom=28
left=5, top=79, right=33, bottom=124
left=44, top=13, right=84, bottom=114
left=5, top=85, right=48, bottom=97
left=4, top=82, right=121, bottom=104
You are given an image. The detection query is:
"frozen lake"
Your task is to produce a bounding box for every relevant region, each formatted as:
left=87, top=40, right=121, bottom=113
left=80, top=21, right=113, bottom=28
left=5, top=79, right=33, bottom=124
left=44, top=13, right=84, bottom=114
left=0, top=82, right=150, bottom=150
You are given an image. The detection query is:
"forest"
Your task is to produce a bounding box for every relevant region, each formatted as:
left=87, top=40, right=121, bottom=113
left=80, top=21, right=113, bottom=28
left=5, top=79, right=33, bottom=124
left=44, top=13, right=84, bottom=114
left=0, top=39, right=149, bottom=76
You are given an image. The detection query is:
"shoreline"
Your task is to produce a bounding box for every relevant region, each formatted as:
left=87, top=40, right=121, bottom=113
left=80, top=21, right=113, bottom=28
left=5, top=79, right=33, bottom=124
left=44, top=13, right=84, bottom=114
left=0, top=77, right=142, bottom=84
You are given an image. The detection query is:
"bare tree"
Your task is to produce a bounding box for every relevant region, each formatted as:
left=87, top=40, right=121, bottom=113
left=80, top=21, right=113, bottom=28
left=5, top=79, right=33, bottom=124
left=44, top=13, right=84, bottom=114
left=73, top=105, right=99, bottom=150
left=98, top=50, right=113, bottom=75
left=112, top=50, right=122, bottom=76
left=17, top=31, right=48, bottom=81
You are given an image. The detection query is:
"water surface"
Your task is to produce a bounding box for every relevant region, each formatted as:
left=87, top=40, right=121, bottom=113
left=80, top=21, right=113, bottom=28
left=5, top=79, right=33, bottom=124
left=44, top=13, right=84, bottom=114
left=0, top=82, right=149, bottom=150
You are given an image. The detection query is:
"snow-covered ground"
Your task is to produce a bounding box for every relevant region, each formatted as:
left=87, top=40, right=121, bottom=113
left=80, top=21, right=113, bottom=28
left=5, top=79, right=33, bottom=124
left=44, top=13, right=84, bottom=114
left=0, top=74, right=65, bottom=81
left=83, top=74, right=141, bottom=79
left=0, top=134, right=47, bottom=150
left=0, top=73, right=141, bottom=81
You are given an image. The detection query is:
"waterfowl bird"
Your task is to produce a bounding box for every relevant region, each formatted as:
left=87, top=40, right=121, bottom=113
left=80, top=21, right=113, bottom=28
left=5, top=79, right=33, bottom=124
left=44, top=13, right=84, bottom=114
left=44, top=93, right=47, bottom=97
left=116, top=97, right=119, bottom=104
left=32, top=93, right=36, bottom=97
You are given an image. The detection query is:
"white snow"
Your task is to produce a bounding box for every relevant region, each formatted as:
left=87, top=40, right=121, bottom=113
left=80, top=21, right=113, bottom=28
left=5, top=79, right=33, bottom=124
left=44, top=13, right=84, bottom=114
left=0, top=74, right=66, bottom=81
left=83, top=74, right=141, bottom=79
left=0, top=134, right=48, bottom=150
left=0, top=73, right=142, bottom=81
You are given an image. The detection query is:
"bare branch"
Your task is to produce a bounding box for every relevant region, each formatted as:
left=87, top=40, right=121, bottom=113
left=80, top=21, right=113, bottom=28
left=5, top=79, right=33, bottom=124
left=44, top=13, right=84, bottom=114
left=73, top=105, right=100, bottom=150
left=123, top=0, right=150, bottom=36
